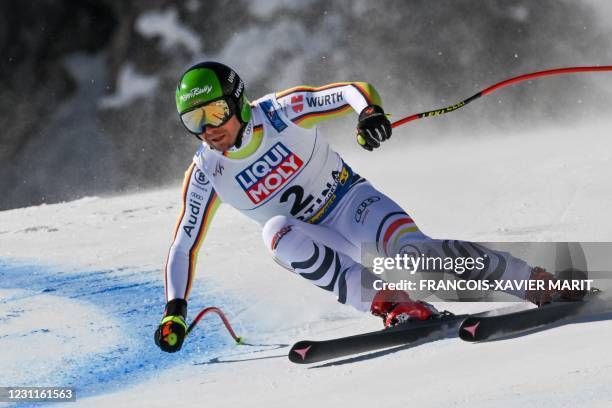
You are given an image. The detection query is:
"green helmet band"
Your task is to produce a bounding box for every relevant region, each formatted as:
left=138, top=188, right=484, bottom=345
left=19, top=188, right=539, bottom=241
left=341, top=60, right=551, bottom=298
left=239, top=94, right=252, bottom=123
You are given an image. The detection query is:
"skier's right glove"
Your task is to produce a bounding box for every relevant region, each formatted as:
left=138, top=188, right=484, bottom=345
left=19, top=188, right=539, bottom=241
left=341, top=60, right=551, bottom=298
left=154, top=298, right=188, bottom=353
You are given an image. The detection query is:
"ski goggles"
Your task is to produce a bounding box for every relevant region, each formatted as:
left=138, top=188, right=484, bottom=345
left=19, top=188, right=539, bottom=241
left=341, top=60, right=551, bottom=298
left=180, top=98, right=233, bottom=135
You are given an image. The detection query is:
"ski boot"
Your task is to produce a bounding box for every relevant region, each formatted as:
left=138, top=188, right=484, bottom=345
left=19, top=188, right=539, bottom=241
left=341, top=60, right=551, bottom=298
left=371, top=289, right=439, bottom=328
left=525, top=267, right=588, bottom=306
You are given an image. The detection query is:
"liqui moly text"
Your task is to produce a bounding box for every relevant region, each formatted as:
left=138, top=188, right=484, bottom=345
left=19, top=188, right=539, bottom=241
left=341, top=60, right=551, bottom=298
left=236, top=142, right=303, bottom=204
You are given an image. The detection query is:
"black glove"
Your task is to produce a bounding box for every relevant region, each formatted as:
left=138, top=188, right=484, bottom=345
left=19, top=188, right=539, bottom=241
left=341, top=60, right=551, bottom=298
left=356, top=105, right=392, bottom=151
left=154, top=299, right=188, bottom=353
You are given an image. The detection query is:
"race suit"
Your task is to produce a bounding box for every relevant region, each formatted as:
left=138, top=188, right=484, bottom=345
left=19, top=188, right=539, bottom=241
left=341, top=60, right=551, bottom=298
left=164, top=82, right=532, bottom=312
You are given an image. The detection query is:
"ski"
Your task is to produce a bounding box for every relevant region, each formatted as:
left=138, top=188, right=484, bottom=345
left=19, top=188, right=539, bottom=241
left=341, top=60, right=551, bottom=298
left=289, top=293, right=612, bottom=364
left=288, top=312, right=468, bottom=364
left=459, top=293, right=612, bottom=342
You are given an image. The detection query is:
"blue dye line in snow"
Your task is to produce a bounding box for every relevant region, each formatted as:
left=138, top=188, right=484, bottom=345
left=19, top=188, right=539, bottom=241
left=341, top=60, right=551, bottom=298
left=0, top=260, right=243, bottom=402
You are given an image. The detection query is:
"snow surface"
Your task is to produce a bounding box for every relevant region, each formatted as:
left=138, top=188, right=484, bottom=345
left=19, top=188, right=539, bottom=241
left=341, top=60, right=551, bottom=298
left=1, top=117, right=612, bottom=407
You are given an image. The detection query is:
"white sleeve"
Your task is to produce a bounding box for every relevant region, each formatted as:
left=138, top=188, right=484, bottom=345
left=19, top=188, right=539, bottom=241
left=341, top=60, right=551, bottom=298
left=164, top=164, right=220, bottom=301
left=275, top=82, right=382, bottom=127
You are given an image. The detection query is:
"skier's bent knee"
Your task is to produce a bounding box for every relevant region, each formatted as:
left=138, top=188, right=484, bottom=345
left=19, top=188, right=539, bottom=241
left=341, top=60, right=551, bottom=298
left=262, top=215, right=292, bottom=250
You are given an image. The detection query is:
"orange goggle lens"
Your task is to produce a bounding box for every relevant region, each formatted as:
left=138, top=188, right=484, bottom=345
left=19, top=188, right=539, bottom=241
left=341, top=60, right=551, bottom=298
left=181, top=99, right=232, bottom=134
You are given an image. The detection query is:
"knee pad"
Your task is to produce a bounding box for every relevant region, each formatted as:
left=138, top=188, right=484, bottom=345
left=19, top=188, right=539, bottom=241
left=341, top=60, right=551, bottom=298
left=262, top=215, right=293, bottom=251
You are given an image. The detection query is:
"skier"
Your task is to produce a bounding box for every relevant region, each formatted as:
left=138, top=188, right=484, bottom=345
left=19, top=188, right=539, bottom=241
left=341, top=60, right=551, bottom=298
left=154, top=61, right=579, bottom=353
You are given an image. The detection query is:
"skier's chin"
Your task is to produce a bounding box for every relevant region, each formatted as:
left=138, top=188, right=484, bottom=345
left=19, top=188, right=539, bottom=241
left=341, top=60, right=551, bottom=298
left=204, top=133, right=233, bottom=151
left=209, top=140, right=232, bottom=151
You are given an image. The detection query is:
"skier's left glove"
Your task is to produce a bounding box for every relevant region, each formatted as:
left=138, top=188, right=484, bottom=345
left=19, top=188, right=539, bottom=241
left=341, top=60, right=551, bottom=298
left=356, top=105, right=392, bottom=151
left=154, top=299, right=188, bottom=353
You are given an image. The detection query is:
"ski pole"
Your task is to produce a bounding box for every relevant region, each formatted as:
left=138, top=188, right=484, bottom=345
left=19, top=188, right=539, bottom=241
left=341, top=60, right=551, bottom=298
left=186, top=306, right=244, bottom=345
left=390, top=65, right=612, bottom=129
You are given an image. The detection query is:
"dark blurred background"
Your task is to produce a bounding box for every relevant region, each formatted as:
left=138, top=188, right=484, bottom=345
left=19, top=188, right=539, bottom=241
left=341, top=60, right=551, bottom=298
left=1, top=0, right=611, bottom=210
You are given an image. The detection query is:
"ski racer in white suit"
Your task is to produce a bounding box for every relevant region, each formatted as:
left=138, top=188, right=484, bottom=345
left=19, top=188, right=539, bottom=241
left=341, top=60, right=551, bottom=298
left=154, top=61, right=569, bottom=353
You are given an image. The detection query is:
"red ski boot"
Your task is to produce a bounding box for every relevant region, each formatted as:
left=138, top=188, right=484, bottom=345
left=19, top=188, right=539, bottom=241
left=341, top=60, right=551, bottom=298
left=525, top=267, right=587, bottom=306
left=371, top=289, right=439, bottom=328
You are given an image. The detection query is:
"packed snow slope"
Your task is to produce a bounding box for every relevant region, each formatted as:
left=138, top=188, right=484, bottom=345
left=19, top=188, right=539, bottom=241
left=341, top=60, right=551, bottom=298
left=1, top=118, right=612, bottom=408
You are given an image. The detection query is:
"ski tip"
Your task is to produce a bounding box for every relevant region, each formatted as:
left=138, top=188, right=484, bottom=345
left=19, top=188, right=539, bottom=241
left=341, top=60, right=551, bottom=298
left=459, top=318, right=482, bottom=342
left=288, top=341, right=315, bottom=364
